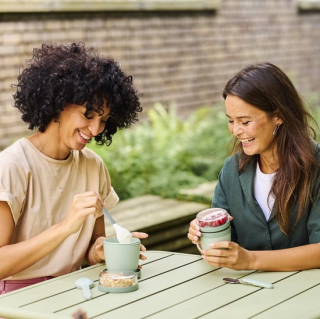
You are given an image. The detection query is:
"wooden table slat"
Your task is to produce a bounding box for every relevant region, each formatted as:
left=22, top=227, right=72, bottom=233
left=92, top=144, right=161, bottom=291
left=57, top=257, right=217, bottom=317
left=1, top=252, right=199, bottom=316
left=1, top=251, right=320, bottom=319
left=0, top=251, right=171, bottom=308
left=98, top=267, right=258, bottom=319
left=0, top=306, right=66, bottom=319
left=199, top=269, right=320, bottom=319
left=251, top=278, right=320, bottom=319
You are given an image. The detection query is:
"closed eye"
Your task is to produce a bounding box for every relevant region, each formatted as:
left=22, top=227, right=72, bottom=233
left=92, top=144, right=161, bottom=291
left=82, top=112, right=93, bottom=120
left=101, top=118, right=109, bottom=124
left=228, top=120, right=250, bottom=125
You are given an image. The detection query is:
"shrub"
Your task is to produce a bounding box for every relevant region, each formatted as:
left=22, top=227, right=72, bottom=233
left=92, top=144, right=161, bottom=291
left=89, top=103, right=231, bottom=200
left=89, top=97, right=320, bottom=201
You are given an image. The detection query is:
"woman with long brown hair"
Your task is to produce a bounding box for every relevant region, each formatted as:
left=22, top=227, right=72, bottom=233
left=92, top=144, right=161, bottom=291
left=188, top=62, right=320, bottom=271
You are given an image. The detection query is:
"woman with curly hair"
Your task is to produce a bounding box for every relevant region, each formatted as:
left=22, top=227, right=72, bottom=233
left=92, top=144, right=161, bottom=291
left=0, top=42, right=147, bottom=293
left=188, top=62, right=320, bottom=271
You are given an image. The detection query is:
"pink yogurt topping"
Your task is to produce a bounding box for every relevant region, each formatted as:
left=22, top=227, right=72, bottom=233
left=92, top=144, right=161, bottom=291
left=198, top=211, right=228, bottom=227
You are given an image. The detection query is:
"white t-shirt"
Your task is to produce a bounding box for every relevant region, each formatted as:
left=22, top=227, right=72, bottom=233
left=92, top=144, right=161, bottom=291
left=0, top=138, right=119, bottom=280
left=254, top=163, right=275, bottom=220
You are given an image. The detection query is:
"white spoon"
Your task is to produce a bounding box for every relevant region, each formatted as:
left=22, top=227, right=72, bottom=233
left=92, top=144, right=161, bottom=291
left=103, top=207, right=132, bottom=244
left=75, top=277, right=95, bottom=300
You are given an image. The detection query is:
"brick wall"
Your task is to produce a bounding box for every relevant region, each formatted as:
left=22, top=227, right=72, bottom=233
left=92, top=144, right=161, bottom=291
left=0, top=0, right=320, bottom=149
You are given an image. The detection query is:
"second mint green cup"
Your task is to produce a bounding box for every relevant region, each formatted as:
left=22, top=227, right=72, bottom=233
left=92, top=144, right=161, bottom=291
left=103, top=237, right=140, bottom=271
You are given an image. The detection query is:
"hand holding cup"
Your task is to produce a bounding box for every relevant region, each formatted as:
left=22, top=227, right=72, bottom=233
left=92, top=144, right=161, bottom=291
left=195, top=208, right=231, bottom=252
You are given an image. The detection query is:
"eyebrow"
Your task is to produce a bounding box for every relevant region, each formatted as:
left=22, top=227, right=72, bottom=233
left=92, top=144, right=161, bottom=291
left=226, top=114, right=252, bottom=119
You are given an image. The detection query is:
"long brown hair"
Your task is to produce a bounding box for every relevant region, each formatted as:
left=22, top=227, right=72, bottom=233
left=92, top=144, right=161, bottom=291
left=223, top=62, right=319, bottom=234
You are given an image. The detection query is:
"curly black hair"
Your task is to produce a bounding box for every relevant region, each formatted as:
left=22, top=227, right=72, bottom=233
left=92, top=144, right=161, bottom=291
left=12, top=42, right=142, bottom=145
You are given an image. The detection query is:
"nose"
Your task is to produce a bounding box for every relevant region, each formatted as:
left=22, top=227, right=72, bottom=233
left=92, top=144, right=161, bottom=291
left=88, top=119, right=104, bottom=136
left=231, top=122, right=244, bottom=136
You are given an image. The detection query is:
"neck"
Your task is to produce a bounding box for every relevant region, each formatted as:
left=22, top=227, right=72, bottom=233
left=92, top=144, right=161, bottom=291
left=28, top=130, right=70, bottom=160
left=259, top=155, right=279, bottom=174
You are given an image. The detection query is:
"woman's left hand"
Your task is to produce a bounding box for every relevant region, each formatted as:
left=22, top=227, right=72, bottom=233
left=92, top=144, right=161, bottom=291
left=131, top=232, right=149, bottom=265
left=201, top=241, right=253, bottom=270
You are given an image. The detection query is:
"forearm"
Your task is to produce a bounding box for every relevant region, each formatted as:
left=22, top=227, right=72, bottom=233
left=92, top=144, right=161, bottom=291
left=0, top=222, right=70, bottom=280
left=250, top=243, right=320, bottom=271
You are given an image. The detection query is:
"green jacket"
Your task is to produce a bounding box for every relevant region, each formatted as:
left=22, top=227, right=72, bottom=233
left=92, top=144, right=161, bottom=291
left=213, top=144, right=320, bottom=250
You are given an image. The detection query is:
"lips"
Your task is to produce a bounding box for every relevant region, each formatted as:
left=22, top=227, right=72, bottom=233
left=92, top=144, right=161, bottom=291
left=239, top=137, right=255, bottom=143
left=78, top=130, right=92, bottom=142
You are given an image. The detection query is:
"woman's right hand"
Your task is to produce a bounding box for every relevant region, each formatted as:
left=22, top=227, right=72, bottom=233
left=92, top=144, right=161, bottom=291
left=62, top=191, right=104, bottom=235
left=187, top=219, right=202, bottom=244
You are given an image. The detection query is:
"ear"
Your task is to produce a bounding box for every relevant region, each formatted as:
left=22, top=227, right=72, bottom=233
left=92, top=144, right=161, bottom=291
left=273, top=113, right=283, bottom=126
left=276, top=117, right=283, bottom=126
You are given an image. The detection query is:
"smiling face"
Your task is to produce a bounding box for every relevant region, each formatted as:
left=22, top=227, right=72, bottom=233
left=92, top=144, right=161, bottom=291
left=48, top=101, right=110, bottom=158
left=226, top=95, right=282, bottom=169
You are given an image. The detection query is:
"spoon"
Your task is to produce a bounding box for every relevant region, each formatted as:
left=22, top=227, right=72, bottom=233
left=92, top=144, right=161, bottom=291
left=102, top=207, right=132, bottom=244
left=75, top=277, right=95, bottom=300
left=223, top=277, right=273, bottom=289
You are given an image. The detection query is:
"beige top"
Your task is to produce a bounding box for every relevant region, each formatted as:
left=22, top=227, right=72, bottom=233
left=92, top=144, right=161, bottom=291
left=0, top=138, right=119, bottom=280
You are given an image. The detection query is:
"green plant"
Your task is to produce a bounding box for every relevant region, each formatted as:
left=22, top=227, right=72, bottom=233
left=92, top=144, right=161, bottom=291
left=303, top=92, right=320, bottom=141
left=89, top=103, right=231, bottom=200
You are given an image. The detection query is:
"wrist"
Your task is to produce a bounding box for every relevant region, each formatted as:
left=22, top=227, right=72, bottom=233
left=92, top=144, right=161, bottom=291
left=248, top=250, right=259, bottom=270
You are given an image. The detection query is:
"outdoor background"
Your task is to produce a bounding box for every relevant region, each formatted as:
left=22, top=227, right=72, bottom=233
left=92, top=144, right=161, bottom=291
left=0, top=0, right=319, bottom=149
left=0, top=0, right=320, bottom=252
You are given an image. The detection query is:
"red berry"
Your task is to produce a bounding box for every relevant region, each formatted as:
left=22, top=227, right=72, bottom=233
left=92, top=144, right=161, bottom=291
left=198, top=210, right=228, bottom=227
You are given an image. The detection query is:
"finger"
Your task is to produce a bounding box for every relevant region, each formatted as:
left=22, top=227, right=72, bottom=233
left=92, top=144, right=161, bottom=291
left=190, top=219, right=200, bottom=230
left=187, top=233, right=200, bottom=244
left=131, top=232, right=149, bottom=239
left=81, top=207, right=102, bottom=219
left=139, top=244, right=147, bottom=252
left=76, top=191, right=105, bottom=205
left=189, top=225, right=201, bottom=238
left=84, top=197, right=103, bottom=209
left=209, top=241, right=233, bottom=250
left=139, top=253, right=147, bottom=260
left=204, top=248, right=229, bottom=258
left=188, top=228, right=199, bottom=238
left=202, top=254, right=229, bottom=265
left=95, top=243, right=103, bottom=251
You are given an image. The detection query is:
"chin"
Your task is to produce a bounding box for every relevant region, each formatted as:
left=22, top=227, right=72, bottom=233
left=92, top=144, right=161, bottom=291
left=242, top=149, right=257, bottom=156
left=73, top=143, right=87, bottom=151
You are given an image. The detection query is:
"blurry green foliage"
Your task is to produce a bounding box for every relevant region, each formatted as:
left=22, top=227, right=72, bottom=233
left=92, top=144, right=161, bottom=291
left=303, top=92, right=320, bottom=141
left=89, top=95, right=320, bottom=201
left=88, top=103, right=231, bottom=200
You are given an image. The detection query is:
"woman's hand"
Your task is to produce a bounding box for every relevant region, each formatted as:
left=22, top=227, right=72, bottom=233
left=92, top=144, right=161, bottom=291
left=132, top=232, right=149, bottom=265
left=187, top=219, right=202, bottom=244
left=90, top=237, right=105, bottom=264
left=62, top=191, right=105, bottom=235
left=187, top=214, right=233, bottom=245
left=201, top=241, right=253, bottom=270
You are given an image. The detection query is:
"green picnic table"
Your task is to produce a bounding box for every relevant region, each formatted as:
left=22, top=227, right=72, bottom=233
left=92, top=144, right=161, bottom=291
left=1, top=251, right=320, bottom=318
